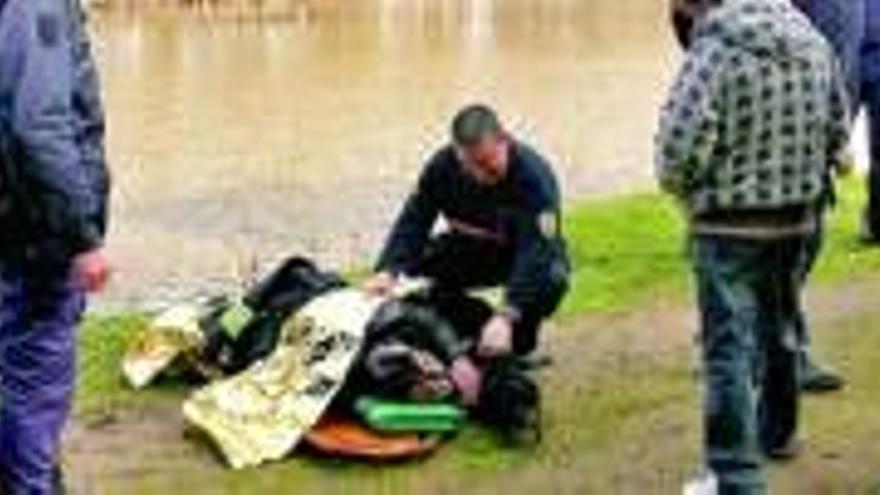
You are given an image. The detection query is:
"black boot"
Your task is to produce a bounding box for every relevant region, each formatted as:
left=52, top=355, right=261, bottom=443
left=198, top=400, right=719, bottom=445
left=800, top=355, right=845, bottom=394
left=764, top=437, right=803, bottom=462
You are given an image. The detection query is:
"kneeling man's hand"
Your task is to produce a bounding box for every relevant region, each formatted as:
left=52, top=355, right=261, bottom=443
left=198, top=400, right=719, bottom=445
left=363, top=271, right=397, bottom=296
left=478, top=314, right=514, bottom=358
left=450, top=356, right=483, bottom=406
left=74, top=248, right=111, bottom=293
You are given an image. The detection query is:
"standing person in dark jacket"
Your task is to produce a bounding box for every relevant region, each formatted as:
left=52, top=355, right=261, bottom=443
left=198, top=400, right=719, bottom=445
left=787, top=0, right=863, bottom=393
left=796, top=0, right=880, bottom=244
left=364, top=105, right=569, bottom=387
left=863, top=0, right=880, bottom=242
left=0, top=0, right=111, bottom=493
left=792, top=0, right=864, bottom=103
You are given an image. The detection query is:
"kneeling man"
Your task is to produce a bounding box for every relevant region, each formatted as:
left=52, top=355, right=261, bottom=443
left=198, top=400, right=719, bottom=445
left=365, top=105, right=570, bottom=360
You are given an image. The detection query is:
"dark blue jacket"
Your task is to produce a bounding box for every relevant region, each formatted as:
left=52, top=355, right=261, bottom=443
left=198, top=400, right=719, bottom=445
left=865, top=0, right=880, bottom=82
left=795, top=0, right=866, bottom=99
left=377, top=141, right=570, bottom=314
left=0, top=0, right=109, bottom=262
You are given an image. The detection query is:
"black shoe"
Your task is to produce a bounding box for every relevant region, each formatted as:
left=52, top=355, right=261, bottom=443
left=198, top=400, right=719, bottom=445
left=800, top=358, right=845, bottom=394
left=764, top=438, right=803, bottom=462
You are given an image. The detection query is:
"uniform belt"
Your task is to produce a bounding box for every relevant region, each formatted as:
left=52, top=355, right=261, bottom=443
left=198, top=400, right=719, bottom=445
left=447, top=218, right=507, bottom=243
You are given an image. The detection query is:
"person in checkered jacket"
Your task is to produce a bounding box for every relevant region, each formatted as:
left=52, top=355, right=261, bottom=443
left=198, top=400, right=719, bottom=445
left=658, top=0, right=850, bottom=493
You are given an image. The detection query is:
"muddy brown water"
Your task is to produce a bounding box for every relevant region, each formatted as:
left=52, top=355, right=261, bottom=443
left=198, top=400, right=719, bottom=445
left=90, top=0, right=675, bottom=307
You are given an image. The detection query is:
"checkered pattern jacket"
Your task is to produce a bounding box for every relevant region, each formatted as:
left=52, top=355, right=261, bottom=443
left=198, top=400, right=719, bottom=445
left=656, top=0, right=850, bottom=217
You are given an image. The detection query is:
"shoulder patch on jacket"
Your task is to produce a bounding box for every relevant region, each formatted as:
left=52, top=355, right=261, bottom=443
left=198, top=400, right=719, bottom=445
left=37, top=12, right=60, bottom=48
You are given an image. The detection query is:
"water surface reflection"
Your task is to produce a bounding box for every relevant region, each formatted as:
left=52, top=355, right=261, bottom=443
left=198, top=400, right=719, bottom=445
left=91, top=0, right=675, bottom=305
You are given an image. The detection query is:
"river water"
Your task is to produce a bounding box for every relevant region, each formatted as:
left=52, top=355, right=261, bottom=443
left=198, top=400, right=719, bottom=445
left=89, top=0, right=676, bottom=306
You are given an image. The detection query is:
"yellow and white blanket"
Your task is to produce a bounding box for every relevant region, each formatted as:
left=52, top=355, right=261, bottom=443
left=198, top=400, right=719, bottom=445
left=182, top=288, right=384, bottom=469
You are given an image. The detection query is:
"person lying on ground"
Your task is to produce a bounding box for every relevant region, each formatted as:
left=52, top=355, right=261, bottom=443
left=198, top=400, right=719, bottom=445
left=340, top=290, right=544, bottom=445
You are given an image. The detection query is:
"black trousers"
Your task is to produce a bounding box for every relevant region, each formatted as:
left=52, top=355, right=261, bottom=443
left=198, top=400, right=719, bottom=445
left=863, top=73, right=880, bottom=238
left=408, top=233, right=567, bottom=355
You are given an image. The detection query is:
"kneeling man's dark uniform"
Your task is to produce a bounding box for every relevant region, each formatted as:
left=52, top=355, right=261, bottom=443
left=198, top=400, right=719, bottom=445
left=374, top=106, right=569, bottom=355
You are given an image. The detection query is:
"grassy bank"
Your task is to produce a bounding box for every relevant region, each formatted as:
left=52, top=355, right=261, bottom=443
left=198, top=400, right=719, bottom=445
left=76, top=176, right=880, bottom=414
left=70, top=177, right=880, bottom=493
left=561, top=175, right=880, bottom=315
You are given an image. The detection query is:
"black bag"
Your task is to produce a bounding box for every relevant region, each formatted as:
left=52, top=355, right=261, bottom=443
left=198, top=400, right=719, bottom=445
left=476, top=357, right=543, bottom=447
left=200, top=257, right=347, bottom=374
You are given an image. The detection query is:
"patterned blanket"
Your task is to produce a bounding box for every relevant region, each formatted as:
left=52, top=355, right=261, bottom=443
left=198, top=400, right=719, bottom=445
left=182, top=288, right=384, bottom=469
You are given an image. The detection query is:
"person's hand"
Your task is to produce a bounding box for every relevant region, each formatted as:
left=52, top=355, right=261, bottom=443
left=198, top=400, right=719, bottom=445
left=363, top=271, right=397, bottom=297
left=73, top=248, right=110, bottom=293
left=477, top=313, right=514, bottom=358
left=449, top=356, right=483, bottom=406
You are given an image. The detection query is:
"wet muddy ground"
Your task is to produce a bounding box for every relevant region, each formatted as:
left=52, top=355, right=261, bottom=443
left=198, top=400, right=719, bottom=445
left=64, top=278, right=880, bottom=493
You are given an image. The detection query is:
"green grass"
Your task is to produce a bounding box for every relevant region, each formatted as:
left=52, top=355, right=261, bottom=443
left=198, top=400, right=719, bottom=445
left=560, top=175, right=880, bottom=315
left=78, top=307, right=880, bottom=494
left=70, top=177, right=880, bottom=493
left=561, top=191, right=688, bottom=315
left=76, top=314, right=198, bottom=418
left=77, top=176, right=880, bottom=415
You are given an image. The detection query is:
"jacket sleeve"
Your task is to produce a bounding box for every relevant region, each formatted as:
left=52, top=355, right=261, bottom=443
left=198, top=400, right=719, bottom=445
left=70, top=1, right=110, bottom=237
left=504, top=185, right=570, bottom=319
left=655, top=40, right=725, bottom=199
left=375, top=163, right=440, bottom=275
left=7, top=0, right=101, bottom=254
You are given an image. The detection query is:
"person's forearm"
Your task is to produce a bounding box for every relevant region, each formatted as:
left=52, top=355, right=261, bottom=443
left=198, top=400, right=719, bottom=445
left=376, top=192, right=436, bottom=273
left=376, top=234, right=425, bottom=275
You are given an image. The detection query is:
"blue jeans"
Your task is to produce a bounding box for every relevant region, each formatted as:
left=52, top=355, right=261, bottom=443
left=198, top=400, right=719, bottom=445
left=692, top=235, right=805, bottom=495
left=0, top=260, right=85, bottom=495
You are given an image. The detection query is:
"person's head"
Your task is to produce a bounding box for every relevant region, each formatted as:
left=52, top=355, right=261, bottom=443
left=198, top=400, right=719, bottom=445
left=669, top=0, right=723, bottom=48
left=451, top=104, right=511, bottom=186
